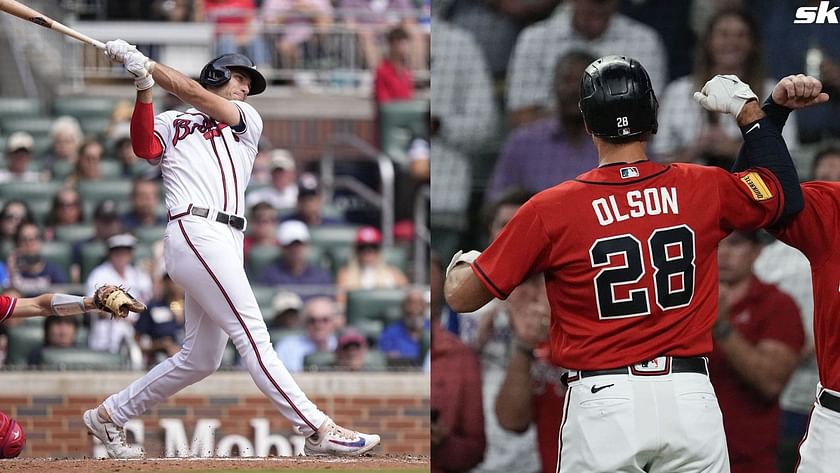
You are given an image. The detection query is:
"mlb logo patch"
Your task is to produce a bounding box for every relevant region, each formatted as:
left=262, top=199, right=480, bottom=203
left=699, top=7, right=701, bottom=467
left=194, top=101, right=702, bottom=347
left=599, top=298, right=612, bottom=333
left=630, top=356, right=671, bottom=375
left=620, top=167, right=640, bottom=179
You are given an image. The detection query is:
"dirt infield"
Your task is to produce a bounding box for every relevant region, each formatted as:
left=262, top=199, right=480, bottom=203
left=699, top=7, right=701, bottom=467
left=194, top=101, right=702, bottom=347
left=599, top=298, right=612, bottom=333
left=0, top=454, right=430, bottom=473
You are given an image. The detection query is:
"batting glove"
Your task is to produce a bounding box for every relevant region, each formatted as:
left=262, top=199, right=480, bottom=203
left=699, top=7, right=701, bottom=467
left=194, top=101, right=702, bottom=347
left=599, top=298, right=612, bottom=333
left=446, top=250, right=481, bottom=278
left=693, top=74, right=758, bottom=118
left=104, top=39, right=137, bottom=64
left=124, top=51, right=155, bottom=90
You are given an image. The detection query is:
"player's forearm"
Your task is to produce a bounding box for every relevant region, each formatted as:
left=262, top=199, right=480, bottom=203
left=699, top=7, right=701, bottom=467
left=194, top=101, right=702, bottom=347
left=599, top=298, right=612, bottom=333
left=716, top=334, right=797, bottom=400
left=444, top=265, right=494, bottom=313
left=151, top=62, right=204, bottom=106
left=11, top=294, right=95, bottom=319
left=495, top=349, right=534, bottom=433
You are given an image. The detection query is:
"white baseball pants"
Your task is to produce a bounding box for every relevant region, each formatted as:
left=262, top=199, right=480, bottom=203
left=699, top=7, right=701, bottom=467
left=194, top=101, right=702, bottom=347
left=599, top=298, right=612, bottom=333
left=103, top=215, right=327, bottom=436
left=557, top=368, right=729, bottom=472
left=796, top=384, right=840, bottom=473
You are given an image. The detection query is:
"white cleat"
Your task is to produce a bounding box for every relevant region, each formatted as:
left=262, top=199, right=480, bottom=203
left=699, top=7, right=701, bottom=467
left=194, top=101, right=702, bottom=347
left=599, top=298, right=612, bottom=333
left=304, top=418, right=380, bottom=456
left=83, top=409, right=145, bottom=459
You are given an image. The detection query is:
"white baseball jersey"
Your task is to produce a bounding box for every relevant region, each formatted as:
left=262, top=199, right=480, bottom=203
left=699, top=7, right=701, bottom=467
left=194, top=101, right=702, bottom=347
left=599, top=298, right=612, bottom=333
left=153, top=100, right=262, bottom=216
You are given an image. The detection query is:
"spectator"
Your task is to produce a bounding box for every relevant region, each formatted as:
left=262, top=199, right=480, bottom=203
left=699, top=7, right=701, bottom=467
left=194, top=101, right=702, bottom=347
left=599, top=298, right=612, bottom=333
left=712, top=230, right=804, bottom=473
left=65, top=139, right=105, bottom=189
left=245, top=149, right=298, bottom=210
left=111, top=122, right=142, bottom=178
left=0, top=200, right=33, bottom=247
left=134, top=274, right=186, bottom=367
left=268, top=290, right=304, bottom=329
left=486, top=51, right=597, bottom=201
left=336, top=226, right=409, bottom=303
left=27, top=315, right=80, bottom=366
left=810, top=146, right=840, bottom=181
left=43, top=189, right=85, bottom=242
left=281, top=173, right=345, bottom=226
left=70, top=200, right=123, bottom=283
left=121, top=179, right=166, bottom=231
left=379, top=287, right=429, bottom=364
left=262, top=0, right=333, bottom=70
left=652, top=8, right=798, bottom=167
left=244, top=202, right=279, bottom=257
left=43, top=116, right=83, bottom=177
left=408, top=133, right=429, bottom=183
left=332, top=329, right=370, bottom=371
left=374, top=27, right=414, bottom=103
left=274, top=296, right=339, bottom=372
left=86, top=233, right=153, bottom=354
left=431, top=18, right=497, bottom=155
left=8, top=222, right=67, bottom=294
left=0, top=132, right=41, bottom=183
left=257, top=220, right=333, bottom=290
left=199, top=0, right=271, bottom=68
left=249, top=140, right=273, bottom=187
left=494, top=274, right=565, bottom=473
left=505, top=0, right=666, bottom=129
left=619, top=0, right=695, bottom=82
left=337, top=0, right=419, bottom=69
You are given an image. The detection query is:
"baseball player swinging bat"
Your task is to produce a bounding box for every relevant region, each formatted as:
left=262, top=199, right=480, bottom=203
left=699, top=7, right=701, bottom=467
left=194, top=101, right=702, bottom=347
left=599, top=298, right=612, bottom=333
left=0, top=0, right=105, bottom=49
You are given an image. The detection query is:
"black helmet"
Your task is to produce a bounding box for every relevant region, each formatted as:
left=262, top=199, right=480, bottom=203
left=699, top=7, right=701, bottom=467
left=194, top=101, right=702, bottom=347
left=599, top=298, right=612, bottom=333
left=578, top=55, right=658, bottom=139
left=199, top=53, right=267, bottom=96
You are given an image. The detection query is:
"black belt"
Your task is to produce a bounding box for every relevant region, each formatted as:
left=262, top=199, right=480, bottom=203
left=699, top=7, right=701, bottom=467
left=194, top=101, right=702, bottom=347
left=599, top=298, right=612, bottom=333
left=819, top=390, right=840, bottom=414
left=564, top=357, right=708, bottom=384
left=168, top=206, right=246, bottom=231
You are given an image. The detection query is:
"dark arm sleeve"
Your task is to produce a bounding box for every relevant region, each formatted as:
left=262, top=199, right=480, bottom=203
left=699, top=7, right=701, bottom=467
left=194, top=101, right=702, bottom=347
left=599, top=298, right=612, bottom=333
left=731, top=97, right=802, bottom=220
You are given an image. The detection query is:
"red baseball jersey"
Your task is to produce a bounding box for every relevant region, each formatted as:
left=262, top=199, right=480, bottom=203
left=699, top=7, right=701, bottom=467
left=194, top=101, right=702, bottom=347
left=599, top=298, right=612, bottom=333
left=473, top=160, right=784, bottom=370
left=772, top=181, right=840, bottom=391
left=0, top=295, right=16, bottom=324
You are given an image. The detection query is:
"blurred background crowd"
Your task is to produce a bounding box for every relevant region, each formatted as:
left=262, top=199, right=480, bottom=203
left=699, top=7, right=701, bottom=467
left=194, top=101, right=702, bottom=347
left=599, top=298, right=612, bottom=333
left=0, top=0, right=432, bottom=377
left=429, top=1, right=836, bottom=472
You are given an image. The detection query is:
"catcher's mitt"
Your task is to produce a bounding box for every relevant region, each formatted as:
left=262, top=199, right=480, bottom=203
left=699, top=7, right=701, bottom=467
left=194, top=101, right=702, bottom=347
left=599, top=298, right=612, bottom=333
left=94, top=285, right=146, bottom=319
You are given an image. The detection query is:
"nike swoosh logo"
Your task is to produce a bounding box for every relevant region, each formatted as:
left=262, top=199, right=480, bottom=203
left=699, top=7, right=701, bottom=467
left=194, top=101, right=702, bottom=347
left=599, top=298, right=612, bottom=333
left=746, top=123, right=760, bottom=134
left=329, top=438, right=367, bottom=448
left=590, top=383, right=615, bottom=394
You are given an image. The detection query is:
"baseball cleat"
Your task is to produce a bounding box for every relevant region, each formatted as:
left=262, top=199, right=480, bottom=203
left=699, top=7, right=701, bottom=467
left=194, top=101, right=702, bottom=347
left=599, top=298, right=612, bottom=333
left=304, top=418, right=380, bottom=456
left=83, top=409, right=145, bottom=459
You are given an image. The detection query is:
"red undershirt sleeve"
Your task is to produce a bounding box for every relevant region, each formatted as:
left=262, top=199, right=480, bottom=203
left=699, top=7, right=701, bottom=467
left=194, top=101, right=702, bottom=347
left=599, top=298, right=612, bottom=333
left=131, top=101, right=164, bottom=160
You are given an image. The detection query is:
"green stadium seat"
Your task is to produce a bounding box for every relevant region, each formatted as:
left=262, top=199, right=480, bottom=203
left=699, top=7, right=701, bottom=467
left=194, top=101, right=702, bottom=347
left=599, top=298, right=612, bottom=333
left=329, top=245, right=409, bottom=274
left=40, top=347, right=123, bottom=370
left=0, top=98, right=43, bottom=120
left=54, top=224, right=95, bottom=243
left=133, top=225, right=165, bottom=244
left=47, top=283, right=86, bottom=295
left=379, top=100, right=428, bottom=167
left=53, top=97, right=117, bottom=119
left=78, top=179, right=133, bottom=204
left=80, top=117, right=112, bottom=138
left=80, top=241, right=107, bottom=280
left=252, top=285, right=278, bottom=315
left=0, top=117, right=54, bottom=141
left=349, top=319, right=384, bottom=346
left=6, top=320, right=45, bottom=366
left=220, top=341, right=238, bottom=368
left=345, top=288, right=406, bottom=325
left=99, top=160, right=123, bottom=179
left=309, top=225, right=360, bottom=254
left=269, top=328, right=303, bottom=342
left=41, top=241, right=72, bottom=280
left=0, top=181, right=61, bottom=201
left=247, top=245, right=281, bottom=279
left=50, top=160, right=74, bottom=180
left=303, top=348, right=387, bottom=372
left=27, top=198, right=52, bottom=226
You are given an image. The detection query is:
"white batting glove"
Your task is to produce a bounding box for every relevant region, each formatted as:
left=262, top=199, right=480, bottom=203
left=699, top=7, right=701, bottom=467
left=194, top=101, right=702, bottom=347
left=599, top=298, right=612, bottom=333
left=124, top=51, right=154, bottom=90
left=446, top=250, right=481, bottom=278
left=693, top=74, right=758, bottom=118
left=104, top=39, right=137, bottom=64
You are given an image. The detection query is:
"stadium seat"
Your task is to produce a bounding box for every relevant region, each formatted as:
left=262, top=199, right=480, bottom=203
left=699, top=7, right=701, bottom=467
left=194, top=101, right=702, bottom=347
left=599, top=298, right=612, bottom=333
left=41, top=241, right=72, bottom=280
left=50, top=160, right=74, bottom=180
left=133, top=225, right=165, bottom=244
left=0, top=117, right=54, bottom=141
left=99, top=160, right=123, bottom=179
left=6, top=319, right=45, bottom=366
left=379, top=100, right=428, bottom=167
left=0, top=180, right=61, bottom=201
left=309, top=225, right=360, bottom=254
left=53, top=224, right=95, bottom=243
left=53, top=97, right=117, bottom=119
left=328, top=245, right=409, bottom=274
left=349, top=319, right=384, bottom=347
left=78, top=180, right=133, bottom=203
left=246, top=245, right=281, bottom=279
left=252, top=285, right=277, bottom=315
left=40, top=347, right=123, bottom=370
left=0, top=98, right=43, bottom=120
left=269, top=328, right=303, bottom=343
left=303, top=349, right=387, bottom=372
left=80, top=117, right=112, bottom=138
left=80, top=241, right=107, bottom=281
left=27, top=198, right=52, bottom=226
left=345, top=288, right=406, bottom=325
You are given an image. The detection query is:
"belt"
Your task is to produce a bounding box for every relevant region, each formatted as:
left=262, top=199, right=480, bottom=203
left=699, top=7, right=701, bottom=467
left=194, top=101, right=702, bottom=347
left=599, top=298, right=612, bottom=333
left=819, top=389, right=840, bottom=414
left=564, top=356, right=708, bottom=384
left=167, top=204, right=246, bottom=231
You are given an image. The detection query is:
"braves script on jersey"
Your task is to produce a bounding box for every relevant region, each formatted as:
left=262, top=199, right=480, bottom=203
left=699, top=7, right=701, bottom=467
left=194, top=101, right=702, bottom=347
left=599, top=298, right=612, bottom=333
left=473, top=160, right=783, bottom=370
left=153, top=101, right=261, bottom=213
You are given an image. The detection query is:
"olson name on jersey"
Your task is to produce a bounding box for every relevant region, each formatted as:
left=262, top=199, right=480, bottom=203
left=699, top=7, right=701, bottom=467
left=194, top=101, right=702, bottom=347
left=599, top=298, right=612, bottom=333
left=592, top=187, right=678, bottom=226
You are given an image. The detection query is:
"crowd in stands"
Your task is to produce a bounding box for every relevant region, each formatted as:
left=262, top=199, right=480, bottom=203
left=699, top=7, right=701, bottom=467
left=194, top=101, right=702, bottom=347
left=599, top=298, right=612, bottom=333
left=430, top=1, right=840, bottom=472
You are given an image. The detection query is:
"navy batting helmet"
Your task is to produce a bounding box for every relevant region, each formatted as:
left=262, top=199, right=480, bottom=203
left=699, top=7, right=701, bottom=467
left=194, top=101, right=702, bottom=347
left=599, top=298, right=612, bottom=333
left=199, top=53, right=267, bottom=96
left=578, top=55, right=658, bottom=139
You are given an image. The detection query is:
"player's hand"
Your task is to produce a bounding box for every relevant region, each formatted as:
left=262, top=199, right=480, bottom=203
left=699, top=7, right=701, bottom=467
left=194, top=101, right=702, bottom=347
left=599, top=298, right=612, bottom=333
left=693, top=74, right=758, bottom=118
left=507, top=276, right=549, bottom=348
left=124, top=51, right=155, bottom=90
left=771, top=74, right=830, bottom=110
left=104, top=39, right=137, bottom=64
left=445, top=250, right=481, bottom=278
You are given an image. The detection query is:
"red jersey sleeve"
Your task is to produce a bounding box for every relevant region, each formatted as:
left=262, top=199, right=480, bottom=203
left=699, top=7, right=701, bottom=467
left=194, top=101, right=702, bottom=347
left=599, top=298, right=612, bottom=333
left=773, top=182, right=840, bottom=266
left=716, top=166, right=784, bottom=232
left=0, top=295, right=17, bottom=323
left=472, top=199, right=551, bottom=299
left=760, top=287, right=805, bottom=352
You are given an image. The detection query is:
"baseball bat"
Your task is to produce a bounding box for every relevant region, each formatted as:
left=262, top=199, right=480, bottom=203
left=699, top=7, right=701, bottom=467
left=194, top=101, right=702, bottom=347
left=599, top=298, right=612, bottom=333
left=0, top=0, right=105, bottom=49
